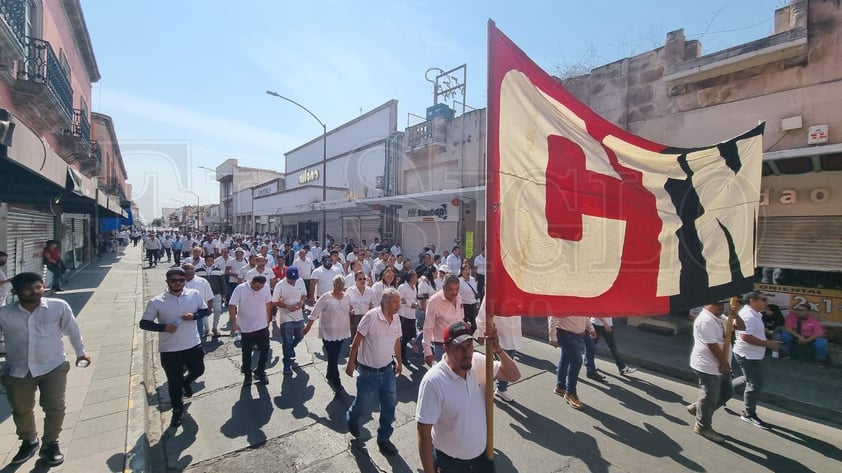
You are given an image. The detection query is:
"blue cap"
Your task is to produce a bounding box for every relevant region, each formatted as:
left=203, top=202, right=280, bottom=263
left=286, top=267, right=299, bottom=280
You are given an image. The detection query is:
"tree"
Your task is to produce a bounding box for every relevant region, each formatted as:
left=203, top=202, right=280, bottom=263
left=151, top=218, right=163, bottom=227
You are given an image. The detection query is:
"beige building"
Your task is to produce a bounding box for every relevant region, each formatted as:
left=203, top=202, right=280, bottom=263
left=560, top=0, right=842, bottom=323
left=214, top=158, right=283, bottom=233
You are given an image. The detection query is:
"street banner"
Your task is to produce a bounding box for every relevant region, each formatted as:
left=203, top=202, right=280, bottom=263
left=486, top=22, right=764, bottom=318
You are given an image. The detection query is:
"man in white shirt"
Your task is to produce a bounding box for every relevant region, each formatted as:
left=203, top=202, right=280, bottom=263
left=345, top=288, right=403, bottom=456
left=446, top=246, right=462, bottom=275
left=271, top=267, right=307, bottom=375
left=291, top=249, right=315, bottom=302
left=225, top=248, right=248, bottom=305
left=472, top=248, right=486, bottom=300
left=688, top=299, right=746, bottom=442
left=140, top=268, right=208, bottom=429
left=183, top=263, right=214, bottom=339
left=310, top=257, right=343, bottom=301
left=229, top=276, right=272, bottom=386
left=390, top=241, right=402, bottom=257
left=0, top=272, right=90, bottom=467
left=416, top=320, right=520, bottom=471
left=732, top=291, right=780, bottom=430
left=243, top=256, right=277, bottom=288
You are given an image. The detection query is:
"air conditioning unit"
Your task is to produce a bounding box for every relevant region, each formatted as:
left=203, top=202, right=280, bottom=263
left=375, top=176, right=384, bottom=189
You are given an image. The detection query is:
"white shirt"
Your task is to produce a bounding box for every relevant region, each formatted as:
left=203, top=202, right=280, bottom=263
left=142, top=288, right=207, bottom=352
left=228, top=282, right=271, bottom=333
left=292, top=258, right=314, bottom=280
left=458, top=276, right=478, bottom=304
left=185, top=277, right=214, bottom=304
left=446, top=254, right=462, bottom=275
left=244, top=267, right=276, bottom=284
left=416, top=352, right=500, bottom=460
left=226, top=258, right=248, bottom=283
left=690, top=308, right=727, bottom=375
left=0, top=269, right=10, bottom=306
left=476, top=299, right=523, bottom=351
left=259, top=254, right=276, bottom=268
left=0, top=298, right=86, bottom=377
left=345, top=285, right=377, bottom=316
left=214, top=255, right=231, bottom=270
left=734, top=306, right=767, bottom=360
left=473, top=254, right=486, bottom=275
left=311, top=265, right=343, bottom=297
left=202, top=241, right=215, bottom=255
left=391, top=245, right=402, bottom=256
left=371, top=281, right=393, bottom=304
left=309, top=292, right=352, bottom=341
left=355, top=308, right=401, bottom=368
left=272, top=278, right=307, bottom=323
left=398, top=282, right=418, bottom=319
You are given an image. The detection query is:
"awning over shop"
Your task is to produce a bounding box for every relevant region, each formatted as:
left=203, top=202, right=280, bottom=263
left=356, top=186, right=485, bottom=207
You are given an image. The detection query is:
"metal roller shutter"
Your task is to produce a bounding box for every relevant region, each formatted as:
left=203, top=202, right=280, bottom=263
left=6, top=208, right=56, bottom=286
left=401, top=222, right=457, bottom=262
left=757, top=216, right=842, bottom=271
left=359, top=216, right=381, bottom=246
left=61, top=213, right=89, bottom=269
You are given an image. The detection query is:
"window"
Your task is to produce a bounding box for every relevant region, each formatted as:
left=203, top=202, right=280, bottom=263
left=59, top=48, right=71, bottom=82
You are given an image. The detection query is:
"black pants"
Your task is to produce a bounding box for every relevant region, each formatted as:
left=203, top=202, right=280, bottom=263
left=241, top=328, right=270, bottom=378
left=173, top=249, right=182, bottom=265
left=476, top=274, right=485, bottom=300
left=463, top=303, right=478, bottom=333
left=435, top=449, right=495, bottom=472
left=146, top=249, right=157, bottom=266
left=399, top=316, right=417, bottom=362
left=593, top=325, right=626, bottom=371
left=323, top=339, right=345, bottom=384
left=160, top=344, right=205, bottom=410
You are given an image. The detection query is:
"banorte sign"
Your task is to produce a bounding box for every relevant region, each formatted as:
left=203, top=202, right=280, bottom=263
left=298, top=169, right=320, bottom=185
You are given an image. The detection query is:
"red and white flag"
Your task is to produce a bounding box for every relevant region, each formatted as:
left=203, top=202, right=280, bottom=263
left=486, top=22, right=764, bottom=317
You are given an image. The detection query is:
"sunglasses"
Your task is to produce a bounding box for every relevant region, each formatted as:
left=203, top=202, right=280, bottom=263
left=168, top=278, right=186, bottom=283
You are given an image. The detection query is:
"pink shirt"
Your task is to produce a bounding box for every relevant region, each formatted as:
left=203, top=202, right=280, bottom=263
left=784, top=312, right=824, bottom=338
left=422, top=290, right=463, bottom=356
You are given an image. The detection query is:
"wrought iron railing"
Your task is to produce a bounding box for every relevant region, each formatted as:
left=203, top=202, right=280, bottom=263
left=0, top=0, right=26, bottom=48
left=71, top=109, right=91, bottom=147
left=89, top=140, right=102, bottom=168
left=17, top=36, right=73, bottom=121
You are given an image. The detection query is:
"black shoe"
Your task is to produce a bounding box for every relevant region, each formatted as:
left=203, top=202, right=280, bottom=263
left=348, top=421, right=360, bottom=438
left=170, top=408, right=183, bottom=429
left=39, top=441, right=64, bottom=466
left=11, top=439, right=39, bottom=465
left=254, top=372, right=268, bottom=385
left=243, top=374, right=252, bottom=386
left=377, top=440, right=398, bottom=456
left=587, top=372, right=608, bottom=384
left=53, top=288, right=63, bottom=292
left=183, top=380, right=193, bottom=398
left=741, top=413, right=771, bottom=430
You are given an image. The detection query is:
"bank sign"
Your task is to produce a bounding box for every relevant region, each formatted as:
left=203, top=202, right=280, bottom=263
left=399, top=204, right=459, bottom=223
left=757, top=283, right=842, bottom=323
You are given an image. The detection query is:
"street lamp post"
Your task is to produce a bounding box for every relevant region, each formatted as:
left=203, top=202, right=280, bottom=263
left=266, top=90, right=327, bottom=245
left=184, top=191, right=201, bottom=230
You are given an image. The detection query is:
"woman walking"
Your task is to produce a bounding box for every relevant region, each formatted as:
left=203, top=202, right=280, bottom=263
left=303, top=274, right=352, bottom=393
left=458, top=263, right=479, bottom=331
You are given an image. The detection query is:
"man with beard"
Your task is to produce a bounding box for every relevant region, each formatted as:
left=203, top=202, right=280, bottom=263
left=0, top=272, right=90, bottom=466
left=416, top=320, right=520, bottom=472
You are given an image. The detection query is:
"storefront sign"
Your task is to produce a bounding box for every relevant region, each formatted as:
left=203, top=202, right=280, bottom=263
left=758, top=173, right=842, bottom=217
left=297, top=169, right=320, bottom=185
left=465, top=231, right=474, bottom=259
left=756, top=283, right=842, bottom=323
left=254, top=181, right=279, bottom=197
left=399, top=204, right=459, bottom=223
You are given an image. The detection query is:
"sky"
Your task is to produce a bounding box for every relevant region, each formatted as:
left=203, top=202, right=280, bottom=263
left=82, top=0, right=787, bottom=223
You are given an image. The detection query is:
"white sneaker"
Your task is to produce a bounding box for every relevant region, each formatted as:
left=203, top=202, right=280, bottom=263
left=620, top=367, right=637, bottom=375
left=494, top=390, right=515, bottom=403
left=233, top=332, right=241, bottom=342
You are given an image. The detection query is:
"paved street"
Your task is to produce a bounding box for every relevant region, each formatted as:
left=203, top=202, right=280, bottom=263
left=2, top=246, right=841, bottom=472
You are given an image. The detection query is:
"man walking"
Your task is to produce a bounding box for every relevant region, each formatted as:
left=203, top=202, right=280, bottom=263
left=423, top=274, right=463, bottom=365
left=196, top=254, right=226, bottom=337
left=688, top=299, right=745, bottom=442
left=140, top=268, right=209, bottom=428
left=272, top=267, right=307, bottom=376
left=229, top=276, right=272, bottom=386
left=733, top=291, right=780, bottom=429
left=0, top=272, right=90, bottom=466
left=416, top=320, right=520, bottom=472
left=182, top=263, right=214, bottom=340
left=345, top=288, right=403, bottom=456
left=549, top=315, right=593, bottom=409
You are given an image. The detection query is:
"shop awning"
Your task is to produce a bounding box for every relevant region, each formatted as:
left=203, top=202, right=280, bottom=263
left=355, top=186, right=485, bottom=207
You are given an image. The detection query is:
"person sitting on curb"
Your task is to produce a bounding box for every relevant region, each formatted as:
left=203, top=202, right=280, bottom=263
left=780, top=307, right=829, bottom=367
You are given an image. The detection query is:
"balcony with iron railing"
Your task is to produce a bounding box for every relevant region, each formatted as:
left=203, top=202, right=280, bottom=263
left=80, top=140, right=102, bottom=177
left=0, top=0, right=26, bottom=81
left=57, top=108, right=92, bottom=162
left=406, top=118, right=447, bottom=154
left=103, top=176, right=126, bottom=199
left=11, top=36, right=73, bottom=133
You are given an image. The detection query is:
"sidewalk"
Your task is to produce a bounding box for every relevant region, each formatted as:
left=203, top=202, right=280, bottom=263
left=0, top=246, right=144, bottom=472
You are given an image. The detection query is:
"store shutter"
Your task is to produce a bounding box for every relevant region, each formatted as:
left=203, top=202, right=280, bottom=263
left=401, top=221, right=457, bottom=262
left=359, top=216, right=381, bottom=246
left=61, top=213, right=89, bottom=269
left=757, top=216, right=842, bottom=272
left=6, top=208, right=56, bottom=285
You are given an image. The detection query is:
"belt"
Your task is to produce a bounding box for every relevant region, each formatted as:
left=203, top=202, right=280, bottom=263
left=435, top=449, right=488, bottom=468
left=432, top=341, right=444, bottom=347
left=357, top=362, right=394, bottom=373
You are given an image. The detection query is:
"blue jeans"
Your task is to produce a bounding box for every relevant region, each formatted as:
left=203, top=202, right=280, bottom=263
left=433, top=343, right=446, bottom=362
left=496, top=349, right=517, bottom=392
left=780, top=331, right=828, bottom=360
left=582, top=333, right=597, bottom=375
left=196, top=315, right=206, bottom=338
left=556, top=330, right=583, bottom=395
left=281, top=320, right=305, bottom=369
left=346, top=364, right=397, bottom=441
left=732, top=355, right=762, bottom=416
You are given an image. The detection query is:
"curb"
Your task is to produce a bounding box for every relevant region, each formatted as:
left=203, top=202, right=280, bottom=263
left=125, top=259, right=150, bottom=472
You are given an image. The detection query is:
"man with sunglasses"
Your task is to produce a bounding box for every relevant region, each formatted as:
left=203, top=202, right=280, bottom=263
left=732, top=291, right=781, bottom=430
left=140, top=268, right=209, bottom=429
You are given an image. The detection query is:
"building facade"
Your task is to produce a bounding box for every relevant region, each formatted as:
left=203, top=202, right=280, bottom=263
left=215, top=158, right=283, bottom=233
left=0, top=0, right=127, bottom=288
left=560, top=0, right=842, bottom=324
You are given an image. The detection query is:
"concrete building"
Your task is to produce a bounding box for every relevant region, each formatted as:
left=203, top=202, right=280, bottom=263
left=253, top=100, right=398, bottom=243
left=215, top=158, right=283, bottom=233
left=0, top=0, right=127, bottom=285
left=559, top=0, right=842, bottom=325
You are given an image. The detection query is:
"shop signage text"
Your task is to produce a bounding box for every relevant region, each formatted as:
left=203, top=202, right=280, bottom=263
left=756, top=283, right=842, bottom=323
left=759, top=187, right=831, bottom=206
left=399, top=204, right=459, bottom=223
left=298, top=169, right=320, bottom=185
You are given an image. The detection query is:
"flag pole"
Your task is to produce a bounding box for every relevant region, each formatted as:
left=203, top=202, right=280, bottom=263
left=723, top=296, right=739, bottom=359
left=485, top=18, right=497, bottom=462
